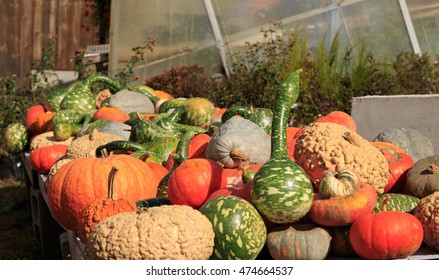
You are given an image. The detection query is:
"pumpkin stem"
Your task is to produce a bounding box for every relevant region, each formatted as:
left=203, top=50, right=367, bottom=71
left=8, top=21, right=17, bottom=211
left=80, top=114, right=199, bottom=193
left=230, top=146, right=249, bottom=165
left=108, top=167, right=119, bottom=200
left=101, top=148, right=109, bottom=158
left=428, top=164, right=439, bottom=174
left=342, top=132, right=361, bottom=147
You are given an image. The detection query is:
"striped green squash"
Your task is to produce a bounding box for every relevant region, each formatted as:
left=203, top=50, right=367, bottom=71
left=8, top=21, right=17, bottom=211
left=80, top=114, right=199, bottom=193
left=199, top=195, right=267, bottom=260
left=221, top=106, right=273, bottom=134
left=373, top=193, right=419, bottom=213
left=252, top=69, right=314, bottom=224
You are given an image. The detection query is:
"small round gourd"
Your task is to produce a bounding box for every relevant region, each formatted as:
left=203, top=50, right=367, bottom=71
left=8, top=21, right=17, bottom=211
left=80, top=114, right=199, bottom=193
left=266, top=224, right=332, bottom=260
left=406, top=155, right=439, bottom=198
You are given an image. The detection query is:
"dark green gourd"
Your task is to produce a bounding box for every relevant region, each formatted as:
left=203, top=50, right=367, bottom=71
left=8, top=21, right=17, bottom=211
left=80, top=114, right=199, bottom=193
left=251, top=70, right=314, bottom=224
left=221, top=106, right=273, bottom=134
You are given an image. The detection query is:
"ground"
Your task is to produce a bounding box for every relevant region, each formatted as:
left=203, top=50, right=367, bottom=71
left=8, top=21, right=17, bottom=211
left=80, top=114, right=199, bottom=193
left=0, top=177, right=43, bottom=260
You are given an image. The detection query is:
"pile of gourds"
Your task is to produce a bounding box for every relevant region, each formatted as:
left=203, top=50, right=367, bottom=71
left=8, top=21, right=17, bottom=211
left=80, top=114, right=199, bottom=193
left=4, top=70, right=439, bottom=260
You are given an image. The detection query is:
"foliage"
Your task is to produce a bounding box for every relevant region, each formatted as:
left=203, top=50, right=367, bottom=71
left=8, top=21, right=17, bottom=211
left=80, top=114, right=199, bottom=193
left=0, top=75, right=30, bottom=156
left=114, top=37, right=158, bottom=87
left=145, top=65, right=215, bottom=100
left=0, top=39, right=58, bottom=156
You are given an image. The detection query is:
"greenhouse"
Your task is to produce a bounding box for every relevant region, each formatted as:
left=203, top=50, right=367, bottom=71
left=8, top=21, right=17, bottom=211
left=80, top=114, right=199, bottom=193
left=109, top=0, right=439, bottom=80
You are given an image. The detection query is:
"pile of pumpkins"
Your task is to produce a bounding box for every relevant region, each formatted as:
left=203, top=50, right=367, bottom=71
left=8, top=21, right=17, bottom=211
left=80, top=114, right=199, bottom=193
left=4, top=70, right=439, bottom=260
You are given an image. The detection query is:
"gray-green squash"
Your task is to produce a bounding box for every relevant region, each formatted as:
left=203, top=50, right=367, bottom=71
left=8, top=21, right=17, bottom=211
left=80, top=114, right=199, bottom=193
left=205, top=116, right=271, bottom=168
left=373, top=128, right=435, bottom=163
left=266, top=223, right=332, bottom=260
left=109, top=89, right=155, bottom=114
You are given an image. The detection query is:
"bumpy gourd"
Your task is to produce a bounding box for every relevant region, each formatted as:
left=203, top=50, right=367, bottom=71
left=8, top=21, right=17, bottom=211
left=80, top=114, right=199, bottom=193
left=65, top=129, right=123, bottom=159
left=294, top=122, right=389, bottom=194
left=252, top=70, right=314, bottom=224
left=29, top=131, right=74, bottom=152
left=413, top=191, right=439, bottom=251
left=86, top=205, right=215, bottom=260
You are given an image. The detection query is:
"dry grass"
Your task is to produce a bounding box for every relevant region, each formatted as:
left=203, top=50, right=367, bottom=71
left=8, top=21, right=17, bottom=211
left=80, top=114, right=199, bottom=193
left=0, top=177, right=43, bottom=260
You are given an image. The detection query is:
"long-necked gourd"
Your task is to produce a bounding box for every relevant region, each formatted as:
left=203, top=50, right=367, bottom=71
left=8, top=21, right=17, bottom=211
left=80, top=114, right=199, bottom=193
left=251, top=69, right=314, bottom=224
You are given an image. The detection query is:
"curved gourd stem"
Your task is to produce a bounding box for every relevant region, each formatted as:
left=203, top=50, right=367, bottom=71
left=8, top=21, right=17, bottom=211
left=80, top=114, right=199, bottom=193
left=85, top=74, right=125, bottom=92
left=428, top=164, right=439, bottom=174
left=221, top=106, right=251, bottom=123
left=271, top=69, right=302, bottom=159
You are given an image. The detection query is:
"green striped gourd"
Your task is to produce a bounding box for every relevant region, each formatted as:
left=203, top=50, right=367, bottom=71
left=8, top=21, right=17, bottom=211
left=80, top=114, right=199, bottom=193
left=199, top=195, right=267, bottom=260
left=158, top=97, right=215, bottom=129
left=221, top=106, right=273, bottom=134
left=373, top=193, right=419, bottom=213
left=318, top=169, right=361, bottom=199
left=45, top=81, right=82, bottom=112
left=59, top=75, right=124, bottom=113
left=252, top=70, right=314, bottom=224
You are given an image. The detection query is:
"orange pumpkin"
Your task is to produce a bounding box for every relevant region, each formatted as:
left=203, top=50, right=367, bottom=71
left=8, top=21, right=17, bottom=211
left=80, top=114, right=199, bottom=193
left=29, top=144, right=69, bottom=174
left=154, top=90, right=174, bottom=100
left=29, top=111, right=55, bottom=135
left=92, top=107, right=130, bottom=123
left=145, top=161, right=169, bottom=188
left=165, top=133, right=211, bottom=170
left=314, top=111, right=357, bottom=132
left=25, top=105, right=46, bottom=130
left=349, top=203, right=423, bottom=259
left=286, top=126, right=302, bottom=161
left=45, top=154, right=157, bottom=230
left=76, top=167, right=138, bottom=243
left=167, top=158, right=224, bottom=209
left=371, top=141, right=414, bottom=193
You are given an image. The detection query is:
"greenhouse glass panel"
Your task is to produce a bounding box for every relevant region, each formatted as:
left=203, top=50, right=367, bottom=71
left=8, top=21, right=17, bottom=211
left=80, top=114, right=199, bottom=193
left=340, top=0, right=412, bottom=61
left=109, top=0, right=220, bottom=84
left=406, top=0, right=439, bottom=56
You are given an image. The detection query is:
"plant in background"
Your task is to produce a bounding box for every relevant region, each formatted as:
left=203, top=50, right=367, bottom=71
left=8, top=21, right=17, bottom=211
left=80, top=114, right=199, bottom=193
left=0, top=74, right=31, bottom=156
left=28, top=38, right=60, bottom=103
left=145, top=65, right=215, bottom=99
left=114, top=37, right=158, bottom=87
left=72, top=47, right=96, bottom=80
